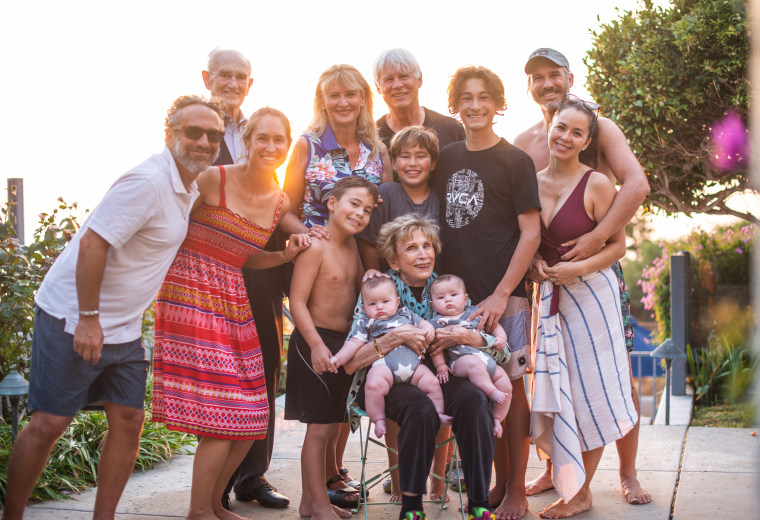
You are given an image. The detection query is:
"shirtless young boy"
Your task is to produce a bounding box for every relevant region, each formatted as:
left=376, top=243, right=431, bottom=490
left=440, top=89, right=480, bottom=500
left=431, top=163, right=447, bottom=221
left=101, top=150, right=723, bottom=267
left=429, top=274, right=513, bottom=437
left=330, top=276, right=450, bottom=438
left=285, top=177, right=378, bottom=520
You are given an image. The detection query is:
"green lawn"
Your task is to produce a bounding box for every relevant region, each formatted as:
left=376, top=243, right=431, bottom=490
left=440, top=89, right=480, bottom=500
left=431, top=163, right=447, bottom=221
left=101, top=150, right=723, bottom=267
left=691, top=403, right=755, bottom=428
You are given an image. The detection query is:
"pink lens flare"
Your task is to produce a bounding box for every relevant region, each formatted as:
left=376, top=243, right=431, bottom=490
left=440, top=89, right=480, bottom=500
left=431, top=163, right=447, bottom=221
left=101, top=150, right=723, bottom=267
left=710, top=111, right=749, bottom=170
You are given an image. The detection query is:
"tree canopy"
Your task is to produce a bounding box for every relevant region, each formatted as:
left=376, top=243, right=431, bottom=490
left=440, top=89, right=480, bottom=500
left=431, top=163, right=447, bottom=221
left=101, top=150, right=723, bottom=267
left=585, top=0, right=754, bottom=223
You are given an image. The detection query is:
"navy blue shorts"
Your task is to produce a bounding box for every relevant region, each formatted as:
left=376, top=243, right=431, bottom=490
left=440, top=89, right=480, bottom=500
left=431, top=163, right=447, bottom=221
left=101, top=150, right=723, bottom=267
left=28, top=307, right=149, bottom=416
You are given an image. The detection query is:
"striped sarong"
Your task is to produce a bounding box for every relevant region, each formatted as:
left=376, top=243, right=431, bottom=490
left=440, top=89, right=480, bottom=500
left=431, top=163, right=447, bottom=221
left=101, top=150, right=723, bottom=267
left=530, top=267, right=636, bottom=501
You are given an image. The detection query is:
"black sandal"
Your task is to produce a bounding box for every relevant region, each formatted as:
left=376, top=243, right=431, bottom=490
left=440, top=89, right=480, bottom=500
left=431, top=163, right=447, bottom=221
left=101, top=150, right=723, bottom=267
left=339, top=467, right=369, bottom=497
left=327, top=474, right=360, bottom=509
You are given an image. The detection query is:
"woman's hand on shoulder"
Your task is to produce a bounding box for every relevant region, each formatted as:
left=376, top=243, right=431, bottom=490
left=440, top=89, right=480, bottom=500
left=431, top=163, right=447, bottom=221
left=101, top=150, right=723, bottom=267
left=285, top=233, right=312, bottom=260
left=307, top=224, right=331, bottom=240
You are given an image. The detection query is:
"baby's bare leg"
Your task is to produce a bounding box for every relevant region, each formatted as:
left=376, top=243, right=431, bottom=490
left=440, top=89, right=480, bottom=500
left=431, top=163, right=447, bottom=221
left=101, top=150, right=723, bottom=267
left=491, top=366, right=513, bottom=423
left=411, top=365, right=452, bottom=425
left=365, top=365, right=394, bottom=437
left=452, top=355, right=503, bottom=400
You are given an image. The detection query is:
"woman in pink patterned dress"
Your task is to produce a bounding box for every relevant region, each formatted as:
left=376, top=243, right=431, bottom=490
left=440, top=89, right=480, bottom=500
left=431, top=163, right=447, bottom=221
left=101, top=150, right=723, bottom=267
left=152, top=108, right=309, bottom=520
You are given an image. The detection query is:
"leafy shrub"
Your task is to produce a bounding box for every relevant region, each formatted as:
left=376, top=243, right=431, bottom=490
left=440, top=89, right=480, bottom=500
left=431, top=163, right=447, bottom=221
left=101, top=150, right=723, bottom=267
left=686, top=312, right=756, bottom=407
left=585, top=0, right=752, bottom=222
left=0, top=382, right=195, bottom=503
left=639, top=223, right=755, bottom=345
left=0, top=198, right=84, bottom=421
left=0, top=196, right=195, bottom=502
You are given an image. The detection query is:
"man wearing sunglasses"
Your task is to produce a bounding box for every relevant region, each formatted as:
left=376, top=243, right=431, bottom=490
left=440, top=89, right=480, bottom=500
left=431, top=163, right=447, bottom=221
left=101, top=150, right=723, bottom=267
left=3, top=95, right=223, bottom=520
left=203, top=49, right=292, bottom=511
left=512, top=48, right=652, bottom=508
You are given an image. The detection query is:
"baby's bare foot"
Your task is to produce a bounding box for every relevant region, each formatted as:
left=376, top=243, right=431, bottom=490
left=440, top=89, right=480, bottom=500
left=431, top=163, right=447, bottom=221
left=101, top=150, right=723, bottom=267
left=374, top=418, right=386, bottom=437
left=494, top=419, right=503, bottom=438
left=439, top=413, right=453, bottom=425
left=491, top=389, right=507, bottom=404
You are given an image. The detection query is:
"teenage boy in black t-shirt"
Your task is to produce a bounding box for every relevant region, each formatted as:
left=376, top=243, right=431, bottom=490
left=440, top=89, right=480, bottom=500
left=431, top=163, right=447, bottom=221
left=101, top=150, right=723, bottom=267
left=431, top=66, right=541, bottom=520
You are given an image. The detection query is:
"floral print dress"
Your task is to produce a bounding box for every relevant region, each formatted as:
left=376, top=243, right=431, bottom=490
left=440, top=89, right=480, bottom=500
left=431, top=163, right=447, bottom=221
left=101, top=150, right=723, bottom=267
left=300, top=125, right=383, bottom=228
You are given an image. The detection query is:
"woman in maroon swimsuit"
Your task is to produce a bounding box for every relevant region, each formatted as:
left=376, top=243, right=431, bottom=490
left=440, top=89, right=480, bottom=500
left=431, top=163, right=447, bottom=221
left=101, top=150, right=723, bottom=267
left=529, top=97, right=635, bottom=519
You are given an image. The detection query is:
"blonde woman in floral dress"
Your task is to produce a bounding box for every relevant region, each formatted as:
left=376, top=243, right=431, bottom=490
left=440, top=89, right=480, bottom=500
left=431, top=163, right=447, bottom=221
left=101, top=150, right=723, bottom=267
left=283, top=64, right=392, bottom=509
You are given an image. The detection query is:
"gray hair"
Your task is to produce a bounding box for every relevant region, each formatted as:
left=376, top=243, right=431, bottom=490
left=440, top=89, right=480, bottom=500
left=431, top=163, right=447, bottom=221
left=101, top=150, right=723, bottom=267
left=165, top=95, right=223, bottom=131
left=207, top=48, right=251, bottom=75
left=372, top=48, right=422, bottom=86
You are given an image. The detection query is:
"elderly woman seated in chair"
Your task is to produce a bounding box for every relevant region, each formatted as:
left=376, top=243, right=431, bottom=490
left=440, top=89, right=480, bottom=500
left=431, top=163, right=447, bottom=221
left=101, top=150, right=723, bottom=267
left=343, top=213, right=498, bottom=520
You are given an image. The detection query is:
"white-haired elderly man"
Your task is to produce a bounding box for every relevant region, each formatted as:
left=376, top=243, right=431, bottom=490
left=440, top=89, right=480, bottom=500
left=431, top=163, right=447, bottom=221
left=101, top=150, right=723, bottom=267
left=202, top=48, right=291, bottom=511
left=3, top=95, right=223, bottom=520
left=374, top=48, right=465, bottom=150
left=202, top=48, right=253, bottom=165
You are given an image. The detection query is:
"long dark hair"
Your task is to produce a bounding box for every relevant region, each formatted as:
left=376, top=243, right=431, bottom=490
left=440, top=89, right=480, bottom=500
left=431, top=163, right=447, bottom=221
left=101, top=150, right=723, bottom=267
left=556, top=95, right=600, bottom=168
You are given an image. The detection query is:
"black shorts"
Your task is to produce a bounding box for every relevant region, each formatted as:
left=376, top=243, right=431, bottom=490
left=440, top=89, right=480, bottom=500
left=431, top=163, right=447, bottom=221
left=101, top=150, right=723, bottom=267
left=284, top=327, right=352, bottom=424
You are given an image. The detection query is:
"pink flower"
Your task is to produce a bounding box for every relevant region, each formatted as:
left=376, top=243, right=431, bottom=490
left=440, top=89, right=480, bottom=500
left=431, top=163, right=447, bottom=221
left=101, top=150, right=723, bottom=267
left=736, top=247, right=743, bottom=254
left=306, top=157, right=337, bottom=183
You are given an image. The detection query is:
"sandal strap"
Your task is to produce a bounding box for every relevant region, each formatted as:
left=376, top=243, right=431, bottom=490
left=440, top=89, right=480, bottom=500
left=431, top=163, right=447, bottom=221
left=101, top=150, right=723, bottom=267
left=327, top=474, right=347, bottom=487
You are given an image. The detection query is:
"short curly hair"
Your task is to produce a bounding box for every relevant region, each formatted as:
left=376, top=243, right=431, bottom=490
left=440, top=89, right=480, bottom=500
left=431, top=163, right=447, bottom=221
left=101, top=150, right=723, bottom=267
left=165, top=95, right=223, bottom=131
left=376, top=213, right=441, bottom=266
left=447, top=66, right=507, bottom=115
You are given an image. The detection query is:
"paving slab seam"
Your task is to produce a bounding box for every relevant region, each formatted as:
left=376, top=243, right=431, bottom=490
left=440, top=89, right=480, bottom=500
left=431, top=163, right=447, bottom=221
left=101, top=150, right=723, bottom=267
left=668, top=425, right=689, bottom=520
left=27, top=506, right=183, bottom=518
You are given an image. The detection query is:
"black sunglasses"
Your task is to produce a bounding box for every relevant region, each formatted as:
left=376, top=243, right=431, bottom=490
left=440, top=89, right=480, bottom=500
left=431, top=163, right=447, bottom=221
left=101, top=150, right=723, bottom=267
left=172, top=125, right=225, bottom=143
left=565, top=93, right=600, bottom=112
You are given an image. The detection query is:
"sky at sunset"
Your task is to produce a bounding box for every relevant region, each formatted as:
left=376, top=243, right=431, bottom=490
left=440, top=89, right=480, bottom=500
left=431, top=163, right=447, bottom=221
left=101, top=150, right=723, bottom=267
left=1, top=0, right=753, bottom=242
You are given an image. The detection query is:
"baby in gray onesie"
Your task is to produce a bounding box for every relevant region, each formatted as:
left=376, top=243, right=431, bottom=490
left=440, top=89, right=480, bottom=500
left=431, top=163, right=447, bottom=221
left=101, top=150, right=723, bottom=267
left=331, top=276, right=450, bottom=437
left=429, top=274, right=513, bottom=437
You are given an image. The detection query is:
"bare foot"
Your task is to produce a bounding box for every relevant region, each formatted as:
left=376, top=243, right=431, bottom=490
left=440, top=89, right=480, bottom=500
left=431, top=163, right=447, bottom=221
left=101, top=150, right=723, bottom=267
left=488, top=483, right=505, bottom=509
left=429, top=492, right=450, bottom=503
left=374, top=418, right=386, bottom=437
left=493, top=490, right=528, bottom=520
left=539, top=489, right=592, bottom=519
left=621, top=476, right=652, bottom=504
left=439, top=413, right=453, bottom=425
left=212, top=508, right=248, bottom=520
left=298, top=503, right=351, bottom=518
left=390, top=492, right=402, bottom=503
left=491, top=389, right=507, bottom=404
left=187, top=512, right=219, bottom=520
left=494, top=420, right=503, bottom=438
left=525, top=469, right=555, bottom=496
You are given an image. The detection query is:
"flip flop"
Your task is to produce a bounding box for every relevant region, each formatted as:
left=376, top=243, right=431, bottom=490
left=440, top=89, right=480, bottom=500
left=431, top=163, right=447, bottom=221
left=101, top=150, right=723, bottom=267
left=338, top=467, right=369, bottom=497
left=327, top=475, right=360, bottom=509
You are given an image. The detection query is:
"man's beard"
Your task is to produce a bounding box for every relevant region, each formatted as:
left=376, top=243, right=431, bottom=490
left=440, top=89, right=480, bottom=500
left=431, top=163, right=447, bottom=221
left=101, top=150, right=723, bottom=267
left=171, top=139, right=219, bottom=175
